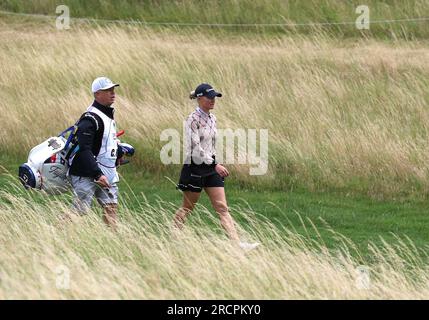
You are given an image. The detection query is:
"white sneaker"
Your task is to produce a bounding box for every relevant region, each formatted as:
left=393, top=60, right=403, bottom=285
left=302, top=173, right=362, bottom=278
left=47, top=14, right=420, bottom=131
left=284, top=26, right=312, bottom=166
left=239, top=242, right=260, bottom=251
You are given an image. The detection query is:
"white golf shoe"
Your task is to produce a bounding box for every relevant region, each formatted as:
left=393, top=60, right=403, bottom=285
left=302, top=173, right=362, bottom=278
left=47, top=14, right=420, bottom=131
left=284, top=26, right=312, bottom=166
left=239, top=241, right=260, bottom=251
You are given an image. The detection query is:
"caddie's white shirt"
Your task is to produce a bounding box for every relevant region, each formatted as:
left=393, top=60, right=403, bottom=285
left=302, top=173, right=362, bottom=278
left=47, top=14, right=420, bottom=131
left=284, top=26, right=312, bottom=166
left=87, top=105, right=119, bottom=184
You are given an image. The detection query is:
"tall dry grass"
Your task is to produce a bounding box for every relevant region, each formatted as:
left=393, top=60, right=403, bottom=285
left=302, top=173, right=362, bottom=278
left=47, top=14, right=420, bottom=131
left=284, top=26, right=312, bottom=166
left=2, top=0, right=429, bottom=39
left=1, top=179, right=429, bottom=299
left=1, top=18, right=429, bottom=198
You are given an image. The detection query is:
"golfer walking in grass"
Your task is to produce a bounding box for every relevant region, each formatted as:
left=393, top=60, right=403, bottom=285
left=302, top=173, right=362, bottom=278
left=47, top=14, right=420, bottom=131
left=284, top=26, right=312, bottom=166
left=174, top=83, right=259, bottom=250
left=68, top=77, right=122, bottom=229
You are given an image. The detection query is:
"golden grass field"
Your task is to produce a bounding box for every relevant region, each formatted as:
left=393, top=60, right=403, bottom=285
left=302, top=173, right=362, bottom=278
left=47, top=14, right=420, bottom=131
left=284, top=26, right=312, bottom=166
left=2, top=187, right=429, bottom=299
left=2, top=14, right=429, bottom=299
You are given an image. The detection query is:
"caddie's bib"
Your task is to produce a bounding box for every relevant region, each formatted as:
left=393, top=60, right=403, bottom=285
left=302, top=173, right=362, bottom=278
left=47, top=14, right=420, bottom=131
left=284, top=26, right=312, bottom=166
left=87, top=105, right=119, bottom=184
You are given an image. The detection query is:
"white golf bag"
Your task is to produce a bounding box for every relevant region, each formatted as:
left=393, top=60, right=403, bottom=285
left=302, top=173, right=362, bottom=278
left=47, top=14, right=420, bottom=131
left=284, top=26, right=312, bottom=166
left=18, top=126, right=79, bottom=195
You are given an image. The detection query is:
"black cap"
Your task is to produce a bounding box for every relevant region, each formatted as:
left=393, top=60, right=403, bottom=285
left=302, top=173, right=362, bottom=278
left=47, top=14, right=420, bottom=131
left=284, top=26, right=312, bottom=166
left=194, top=83, right=222, bottom=99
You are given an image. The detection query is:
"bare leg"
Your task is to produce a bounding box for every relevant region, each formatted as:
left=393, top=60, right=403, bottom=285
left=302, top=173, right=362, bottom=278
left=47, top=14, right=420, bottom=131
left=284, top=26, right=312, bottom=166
left=204, top=187, right=239, bottom=241
left=174, top=191, right=201, bottom=229
left=103, top=203, right=118, bottom=230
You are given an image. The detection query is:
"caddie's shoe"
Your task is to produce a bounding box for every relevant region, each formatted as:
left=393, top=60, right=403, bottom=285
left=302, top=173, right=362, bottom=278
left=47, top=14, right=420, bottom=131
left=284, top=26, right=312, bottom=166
left=239, top=242, right=260, bottom=251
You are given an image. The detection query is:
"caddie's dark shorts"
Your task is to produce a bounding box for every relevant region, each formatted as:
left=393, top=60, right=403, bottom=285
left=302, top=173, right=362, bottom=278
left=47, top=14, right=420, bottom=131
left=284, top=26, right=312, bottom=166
left=177, top=164, right=224, bottom=193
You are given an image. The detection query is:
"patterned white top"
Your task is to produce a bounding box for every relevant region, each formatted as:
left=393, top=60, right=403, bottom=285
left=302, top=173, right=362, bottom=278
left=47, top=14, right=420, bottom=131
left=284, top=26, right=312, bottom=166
left=184, top=107, right=217, bottom=165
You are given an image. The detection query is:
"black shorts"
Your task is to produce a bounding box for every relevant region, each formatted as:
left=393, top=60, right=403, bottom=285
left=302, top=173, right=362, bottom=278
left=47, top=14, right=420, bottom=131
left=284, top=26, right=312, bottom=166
left=177, top=164, right=224, bottom=193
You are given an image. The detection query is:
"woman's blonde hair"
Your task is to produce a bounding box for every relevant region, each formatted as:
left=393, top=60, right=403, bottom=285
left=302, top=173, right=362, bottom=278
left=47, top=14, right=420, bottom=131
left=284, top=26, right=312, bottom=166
left=189, top=90, right=197, bottom=100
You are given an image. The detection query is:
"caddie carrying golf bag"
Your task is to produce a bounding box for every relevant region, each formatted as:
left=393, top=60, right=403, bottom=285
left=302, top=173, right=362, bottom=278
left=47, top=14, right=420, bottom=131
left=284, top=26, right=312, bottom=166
left=18, top=121, right=135, bottom=195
